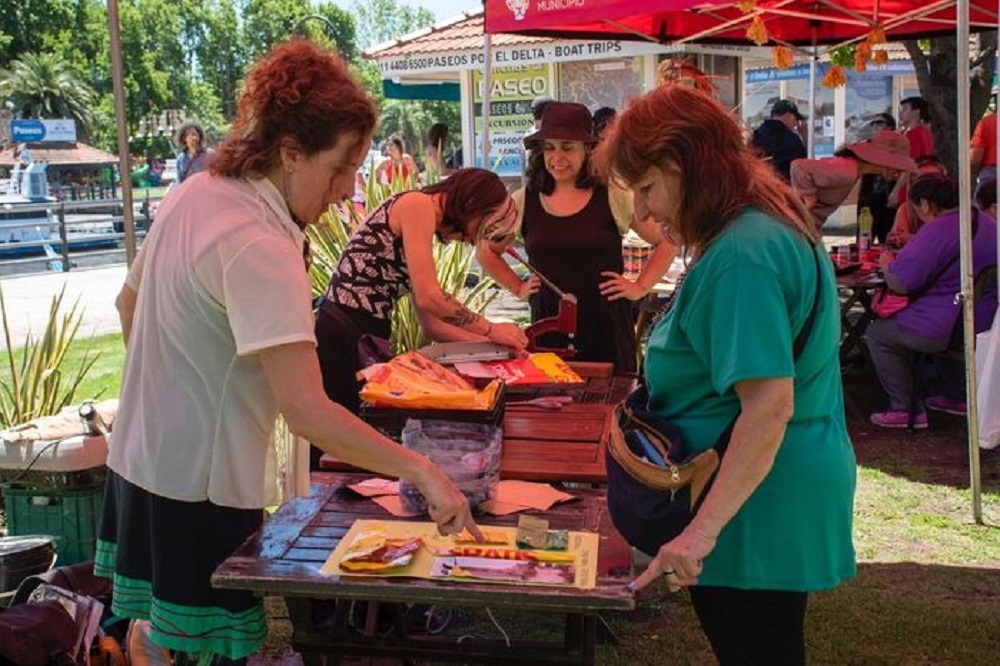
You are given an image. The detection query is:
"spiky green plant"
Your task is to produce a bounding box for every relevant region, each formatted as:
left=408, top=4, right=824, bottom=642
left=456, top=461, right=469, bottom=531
left=307, top=167, right=497, bottom=354
left=0, top=285, right=101, bottom=429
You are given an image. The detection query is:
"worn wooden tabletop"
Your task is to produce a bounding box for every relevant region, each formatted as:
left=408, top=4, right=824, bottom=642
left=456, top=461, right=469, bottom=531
left=212, top=472, right=634, bottom=613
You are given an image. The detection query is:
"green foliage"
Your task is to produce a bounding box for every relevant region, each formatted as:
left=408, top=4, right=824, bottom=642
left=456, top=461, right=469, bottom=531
left=0, top=51, right=97, bottom=139
left=0, top=285, right=100, bottom=429
left=307, top=169, right=496, bottom=354
left=351, top=0, right=434, bottom=50
left=828, top=45, right=856, bottom=69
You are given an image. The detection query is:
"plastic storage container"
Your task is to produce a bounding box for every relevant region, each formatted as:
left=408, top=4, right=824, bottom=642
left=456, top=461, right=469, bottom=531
left=0, top=535, right=55, bottom=604
left=2, top=484, right=104, bottom=565
left=397, top=420, right=502, bottom=514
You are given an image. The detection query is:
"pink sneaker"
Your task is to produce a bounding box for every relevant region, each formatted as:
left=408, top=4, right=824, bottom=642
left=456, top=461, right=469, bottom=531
left=870, top=410, right=928, bottom=429
left=924, top=395, right=967, bottom=416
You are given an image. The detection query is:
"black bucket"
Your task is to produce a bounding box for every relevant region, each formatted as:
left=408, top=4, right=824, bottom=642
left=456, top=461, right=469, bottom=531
left=0, top=535, right=56, bottom=597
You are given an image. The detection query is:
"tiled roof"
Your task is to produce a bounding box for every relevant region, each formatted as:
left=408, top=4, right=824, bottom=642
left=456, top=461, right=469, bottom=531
left=0, top=142, right=118, bottom=168
left=365, top=10, right=552, bottom=60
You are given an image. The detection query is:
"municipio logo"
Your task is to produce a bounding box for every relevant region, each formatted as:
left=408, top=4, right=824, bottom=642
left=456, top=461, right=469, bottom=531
left=506, top=0, right=529, bottom=21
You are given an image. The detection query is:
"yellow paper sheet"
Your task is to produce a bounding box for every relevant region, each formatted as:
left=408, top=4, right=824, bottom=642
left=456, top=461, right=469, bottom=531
left=321, top=520, right=599, bottom=589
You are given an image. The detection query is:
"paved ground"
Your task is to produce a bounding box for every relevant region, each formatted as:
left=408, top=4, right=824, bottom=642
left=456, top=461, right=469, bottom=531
left=0, top=264, right=127, bottom=350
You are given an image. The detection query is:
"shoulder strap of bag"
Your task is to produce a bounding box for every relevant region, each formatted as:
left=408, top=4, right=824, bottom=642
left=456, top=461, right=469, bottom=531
left=715, top=241, right=823, bottom=457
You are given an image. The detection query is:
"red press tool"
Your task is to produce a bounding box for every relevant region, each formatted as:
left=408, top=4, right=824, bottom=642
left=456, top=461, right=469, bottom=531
left=505, top=247, right=578, bottom=358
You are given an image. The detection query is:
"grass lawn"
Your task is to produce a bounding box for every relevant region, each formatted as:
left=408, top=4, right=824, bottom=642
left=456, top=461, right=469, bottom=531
left=0, top=332, right=125, bottom=416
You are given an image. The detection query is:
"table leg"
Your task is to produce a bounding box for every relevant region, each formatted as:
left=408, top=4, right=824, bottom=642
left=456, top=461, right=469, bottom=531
left=285, top=598, right=328, bottom=666
left=565, top=613, right=598, bottom=666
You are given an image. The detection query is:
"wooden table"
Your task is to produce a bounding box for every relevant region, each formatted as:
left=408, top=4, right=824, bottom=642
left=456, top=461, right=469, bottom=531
left=320, top=370, right=636, bottom=485
left=212, top=472, right=634, bottom=666
left=836, top=269, right=885, bottom=363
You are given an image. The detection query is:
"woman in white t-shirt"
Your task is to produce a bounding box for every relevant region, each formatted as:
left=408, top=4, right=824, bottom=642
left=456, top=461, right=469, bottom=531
left=103, top=40, right=481, bottom=665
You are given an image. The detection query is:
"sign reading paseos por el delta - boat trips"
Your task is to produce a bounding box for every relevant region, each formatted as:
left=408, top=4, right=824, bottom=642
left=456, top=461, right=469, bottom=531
left=379, top=40, right=665, bottom=77
left=10, top=119, right=77, bottom=143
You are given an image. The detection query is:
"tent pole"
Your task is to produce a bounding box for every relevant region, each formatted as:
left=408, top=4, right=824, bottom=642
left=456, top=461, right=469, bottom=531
left=482, top=33, right=492, bottom=171
left=807, top=48, right=817, bottom=158
left=107, top=0, right=136, bottom=266
left=957, top=0, right=983, bottom=525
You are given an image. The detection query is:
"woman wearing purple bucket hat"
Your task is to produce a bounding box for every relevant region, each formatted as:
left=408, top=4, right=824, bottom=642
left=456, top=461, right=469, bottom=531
left=478, top=101, right=678, bottom=372
left=790, top=130, right=919, bottom=229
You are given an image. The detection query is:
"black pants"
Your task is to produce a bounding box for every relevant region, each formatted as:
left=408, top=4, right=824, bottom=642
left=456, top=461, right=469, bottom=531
left=689, top=586, right=808, bottom=666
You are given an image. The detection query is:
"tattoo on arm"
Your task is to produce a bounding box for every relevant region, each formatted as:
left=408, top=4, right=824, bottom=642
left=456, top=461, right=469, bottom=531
left=440, top=293, right=482, bottom=329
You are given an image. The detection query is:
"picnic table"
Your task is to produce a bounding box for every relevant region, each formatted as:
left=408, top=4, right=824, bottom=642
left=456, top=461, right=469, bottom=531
left=211, top=472, right=634, bottom=665
left=320, top=364, right=636, bottom=484
left=836, top=268, right=885, bottom=363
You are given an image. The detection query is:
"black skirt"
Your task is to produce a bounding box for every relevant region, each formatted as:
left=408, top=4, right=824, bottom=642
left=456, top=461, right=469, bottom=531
left=95, top=470, right=266, bottom=660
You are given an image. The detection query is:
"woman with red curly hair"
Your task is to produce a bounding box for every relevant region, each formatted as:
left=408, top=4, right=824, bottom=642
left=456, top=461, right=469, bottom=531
left=596, top=85, right=856, bottom=663
left=101, top=40, right=481, bottom=664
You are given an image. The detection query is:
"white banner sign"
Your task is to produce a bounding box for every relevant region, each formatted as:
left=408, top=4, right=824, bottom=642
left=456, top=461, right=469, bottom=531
left=379, top=39, right=665, bottom=77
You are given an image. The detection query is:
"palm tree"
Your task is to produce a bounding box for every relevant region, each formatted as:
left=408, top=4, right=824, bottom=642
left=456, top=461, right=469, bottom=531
left=0, top=52, right=96, bottom=140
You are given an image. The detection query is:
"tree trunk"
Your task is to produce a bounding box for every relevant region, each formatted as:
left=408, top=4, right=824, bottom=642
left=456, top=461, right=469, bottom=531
left=904, top=35, right=997, bottom=179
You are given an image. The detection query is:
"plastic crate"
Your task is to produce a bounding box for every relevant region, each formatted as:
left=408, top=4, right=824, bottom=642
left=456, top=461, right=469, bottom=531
left=2, top=484, right=104, bottom=566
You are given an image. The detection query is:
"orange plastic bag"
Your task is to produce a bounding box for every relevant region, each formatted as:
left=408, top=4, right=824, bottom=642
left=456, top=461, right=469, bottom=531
left=358, top=351, right=501, bottom=410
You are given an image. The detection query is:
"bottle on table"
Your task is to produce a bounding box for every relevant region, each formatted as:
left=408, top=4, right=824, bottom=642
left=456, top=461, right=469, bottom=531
left=858, top=206, right=873, bottom=252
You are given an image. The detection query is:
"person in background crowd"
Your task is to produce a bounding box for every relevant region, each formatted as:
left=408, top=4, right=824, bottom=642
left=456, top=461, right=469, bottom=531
left=376, top=134, right=420, bottom=186
left=976, top=177, right=997, bottom=219
left=898, top=97, right=934, bottom=160
left=856, top=113, right=900, bottom=243
left=531, top=97, right=553, bottom=130
left=103, top=40, right=481, bottom=665
left=315, top=168, right=527, bottom=423
left=971, top=110, right=997, bottom=191
left=752, top=99, right=807, bottom=182
left=175, top=122, right=212, bottom=184
left=592, top=107, right=618, bottom=140
left=886, top=155, right=947, bottom=248
left=426, top=122, right=451, bottom=177
left=596, top=83, right=856, bottom=665
left=478, top=101, right=678, bottom=373
left=868, top=174, right=998, bottom=427
left=790, top=130, right=917, bottom=229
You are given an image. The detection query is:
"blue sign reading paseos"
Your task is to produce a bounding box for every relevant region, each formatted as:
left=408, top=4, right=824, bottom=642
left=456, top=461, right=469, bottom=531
left=11, top=118, right=77, bottom=143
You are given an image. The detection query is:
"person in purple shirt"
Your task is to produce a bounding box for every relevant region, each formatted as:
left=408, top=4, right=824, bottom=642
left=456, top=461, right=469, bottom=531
left=867, top=174, right=998, bottom=428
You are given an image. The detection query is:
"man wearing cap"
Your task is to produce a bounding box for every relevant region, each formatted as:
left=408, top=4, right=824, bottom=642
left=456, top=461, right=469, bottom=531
left=752, top=99, right=807, bottom=182
left=790, top=130, right=919, bottom=229
left=858, top=113, right=900, bottom=242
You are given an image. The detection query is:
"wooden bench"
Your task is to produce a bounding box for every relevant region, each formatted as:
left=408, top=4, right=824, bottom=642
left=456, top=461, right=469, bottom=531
left=319, top=367, right=636, bottom=485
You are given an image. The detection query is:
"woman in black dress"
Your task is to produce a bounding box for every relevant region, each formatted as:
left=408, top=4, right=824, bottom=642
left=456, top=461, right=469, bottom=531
left=478, top=102, right=677, bottom=372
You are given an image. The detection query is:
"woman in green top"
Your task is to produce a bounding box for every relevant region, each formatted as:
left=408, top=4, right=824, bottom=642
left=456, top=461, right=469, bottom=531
left=595, top=85, right=856, bottom=663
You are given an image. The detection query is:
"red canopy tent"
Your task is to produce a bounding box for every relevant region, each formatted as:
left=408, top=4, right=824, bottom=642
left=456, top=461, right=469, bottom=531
left=484, top=0, right=998, bottom=522
left=485, top=0, right=996, bottom=46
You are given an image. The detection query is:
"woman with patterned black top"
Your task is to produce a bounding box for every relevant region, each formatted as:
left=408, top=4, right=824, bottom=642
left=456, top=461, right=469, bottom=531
left=315, top=167, right=528, bottom=419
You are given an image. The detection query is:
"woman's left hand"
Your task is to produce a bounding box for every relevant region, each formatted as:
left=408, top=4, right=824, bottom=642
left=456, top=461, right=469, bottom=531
left=628, top=525, right=717, bottom=593
left=599, top=271, right=649, bottom=302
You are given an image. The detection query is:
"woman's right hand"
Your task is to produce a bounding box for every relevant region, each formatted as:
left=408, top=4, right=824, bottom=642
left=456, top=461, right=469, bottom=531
left=487, top=321, right=528, bottom=352
left=416, top=462, right=483, bottom=539
left=516, top=276, right=541, bottom=301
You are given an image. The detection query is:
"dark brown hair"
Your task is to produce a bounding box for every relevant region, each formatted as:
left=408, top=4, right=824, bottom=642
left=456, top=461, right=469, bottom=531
left=211, top=40, right=377, bottom=179
left=593, top=85, right=818, bottom=252
left=525, top=145, right=596, bottom=195
left=421, top=168, right=509, bottom=236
